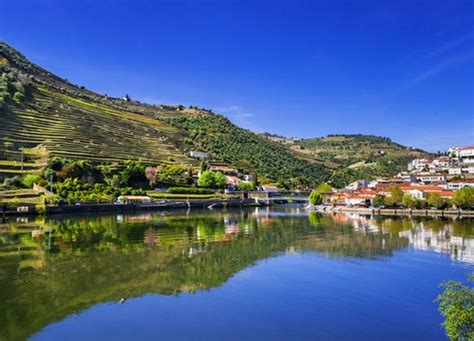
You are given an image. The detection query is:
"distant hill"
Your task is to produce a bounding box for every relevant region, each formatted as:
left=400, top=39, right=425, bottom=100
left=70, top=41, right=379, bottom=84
left=0, top=42, right=330, bottom=187
left=259, top=133, right=431, bottom=187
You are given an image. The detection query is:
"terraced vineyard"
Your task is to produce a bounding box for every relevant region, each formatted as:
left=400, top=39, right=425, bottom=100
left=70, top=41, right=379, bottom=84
left=2, top=86, right=195, bottom=165
left=0, top=188, right=44, bottom=205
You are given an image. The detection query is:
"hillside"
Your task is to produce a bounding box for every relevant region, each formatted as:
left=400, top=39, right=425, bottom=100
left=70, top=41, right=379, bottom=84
left=260, top=133, right=431, bottom=187
left=0, top=42, right=329, bottom=187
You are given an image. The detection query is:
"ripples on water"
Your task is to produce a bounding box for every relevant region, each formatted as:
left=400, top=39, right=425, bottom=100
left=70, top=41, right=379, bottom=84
left=0, top=207, right=472, bottom=340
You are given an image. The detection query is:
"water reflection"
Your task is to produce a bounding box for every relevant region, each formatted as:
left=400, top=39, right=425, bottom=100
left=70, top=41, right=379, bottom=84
left=0, top=208, right=472, bottom=340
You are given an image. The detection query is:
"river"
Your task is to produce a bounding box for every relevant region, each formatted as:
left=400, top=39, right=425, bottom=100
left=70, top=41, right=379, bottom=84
left=0, top=207, right=472, bottom=340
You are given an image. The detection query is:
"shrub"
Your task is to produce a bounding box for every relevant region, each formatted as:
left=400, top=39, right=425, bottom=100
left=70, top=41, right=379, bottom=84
left=372, top=195, right=384, bottom=207
left=22, top=174, right=41, bottom=188
left=12, top=91, right=24, bottom=103
left=384, top=187, right=404, bottom=207
left=197, top=171, right=227, bottom=188
left=3, top=176, right=22, bottom=188
left=237, top=181, right=254, bottom=191
left=309, top=183, right=332, bottom=205
left=452, top=187, right=474, bottom=209
left=427, top=193, right=446, bottom=209
left=436, top=274, right=474, bottom=340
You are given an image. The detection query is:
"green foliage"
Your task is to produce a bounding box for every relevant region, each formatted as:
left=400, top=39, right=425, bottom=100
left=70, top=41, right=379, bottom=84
left=402, top=194, right=426, bottom=209
left=167, top=187, right=214, bottom=194
left=452, top=187, right=474, bottom=209
left=22, top=174, right=41, bottom=188
left=309, top=183, right=332, bottom=205
left=35, top=203, right=46, bottom=214
left=197, top=170, right=227, bottom=188
left=214, top=171, right=227, bottom=188
left=12, top=91, right=24, bottom=103
left=384, top=187, right=404, bottom=207
left=165, top=115, right=330, bottom=188
left=237, top=181, right=254, bottom=191
left=119, top=161, right=147, bottom=187
left=146, top=164, right=191, bottom=187
left=54, top=178, right=145, bottom=204
left=372, top=195, right=384, bottom=207
left=3, top=176, right=22, bottom=188
left=427, top=193, right=448, bottom=209
left=436, top=274, right=474, bottom=340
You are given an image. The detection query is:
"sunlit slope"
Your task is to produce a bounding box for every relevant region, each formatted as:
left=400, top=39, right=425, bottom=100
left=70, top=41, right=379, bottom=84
left=2, top=86, right=193, bottom=164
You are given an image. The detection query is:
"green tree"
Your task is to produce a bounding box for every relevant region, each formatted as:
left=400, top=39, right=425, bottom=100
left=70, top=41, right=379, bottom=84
left=436, top=274, right=474, bottom=340
left=309, top=183, right=332, bottom=205
left=200, top=160, right=207, bottom=174
left=402, top=194, right=414, bottom=208
left=384, top=187, right=404, bottom=207
left=427, top=193, right=445, bottom=209
left=214, top=171, right=227, bottom=188
left=197, top=170, right=216, bottom=188
left=237, top=181, right=254, bottom=191
left=452, top=187, right=474, bottom=209
left=372, top=195, right=384, bottom=207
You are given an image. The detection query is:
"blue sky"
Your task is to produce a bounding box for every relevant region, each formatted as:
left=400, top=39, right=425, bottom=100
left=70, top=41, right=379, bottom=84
left=0, top=0, right=473, bottom=152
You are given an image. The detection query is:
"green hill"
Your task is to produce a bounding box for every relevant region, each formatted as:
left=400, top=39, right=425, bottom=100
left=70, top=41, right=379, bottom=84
left=0, top=41, right=329, bottom=187
left=260, top=133, right=431, bottom=187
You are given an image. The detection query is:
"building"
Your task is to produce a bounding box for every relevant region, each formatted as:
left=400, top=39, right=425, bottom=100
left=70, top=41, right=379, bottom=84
left=345, top=179, right=369, bottom=191
left=398, top=185, right=453, bottom=200
left=189, top=151, right=209, bottom=160
left=260, top=185, right=279, bottom=193
left=209, top=166, right=239, bottom=175
left=459, top=145, right=474, bottom=162
left=415, top=173, right=447, bottom=184
left=243, top=174, right=254, bottom=182
left=449, top=166, right=474, bottom=175
left=225, top=176, right=242, bottom=187
left=408, top=159, right=431, bottom=172
left=441, top=180, right=474, bottom=191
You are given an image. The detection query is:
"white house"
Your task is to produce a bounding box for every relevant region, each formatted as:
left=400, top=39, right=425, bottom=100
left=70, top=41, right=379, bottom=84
left=189, top=151, right=209, bottom=160
left=260, top=185, right=279, bottom=193
left=415, top=173, right=447, bottom=183
left=345, top=179, right=369, bottom=191
left=441, top=181, right=474, bottom=191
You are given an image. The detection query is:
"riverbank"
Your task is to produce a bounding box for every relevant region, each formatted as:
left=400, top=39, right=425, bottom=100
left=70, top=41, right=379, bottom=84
left=309, top=205, right=474, bottom=217
left=1, top=198, right=262, bottom=216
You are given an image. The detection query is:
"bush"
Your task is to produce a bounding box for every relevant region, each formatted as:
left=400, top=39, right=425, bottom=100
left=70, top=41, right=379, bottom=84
left=197, top=171, right=227, bottom=189
left=384, top=187, right=404, bottom=207
left=372, top=195, right=384, bottom=207
left=427, top=193, right=447, bottom=209
left=12, top=91, right=25, bottom=103
left=309, top=183, right=332, bottom=205
left=436, top=274, right=474, bottom=340
left=237, top=181, right=254, bottom=191
left=452, top=187, right=474, bottom=209
left=22, top=174, right=41, bottom=188
left=167, top=187, right=214, bottom=194
left=3, top=176, right=22, bottom=188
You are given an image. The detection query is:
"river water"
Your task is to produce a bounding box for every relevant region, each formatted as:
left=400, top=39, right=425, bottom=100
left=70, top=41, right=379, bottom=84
left=0, top=207, right=472, bottom=340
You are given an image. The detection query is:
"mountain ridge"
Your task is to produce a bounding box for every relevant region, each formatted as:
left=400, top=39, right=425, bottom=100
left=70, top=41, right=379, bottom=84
left=0, top=41, right=430, bottom=188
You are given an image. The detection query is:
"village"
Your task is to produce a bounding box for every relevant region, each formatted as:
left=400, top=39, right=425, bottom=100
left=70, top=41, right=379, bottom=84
left=318, top=145, right=474, bottom=209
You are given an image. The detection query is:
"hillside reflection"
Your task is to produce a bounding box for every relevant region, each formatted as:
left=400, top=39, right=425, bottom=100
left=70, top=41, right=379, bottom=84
left=0, top=208, right=472, bottom=340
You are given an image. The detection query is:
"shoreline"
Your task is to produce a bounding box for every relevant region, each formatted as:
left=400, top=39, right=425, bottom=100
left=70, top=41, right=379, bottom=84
left=0, top=198, right=264, bottom=217
left=309, top=205, right=474, bottom=218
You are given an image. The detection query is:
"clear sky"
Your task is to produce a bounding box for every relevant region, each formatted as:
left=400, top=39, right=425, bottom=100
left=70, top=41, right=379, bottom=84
left=0, top=0, right=473, bottom=152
